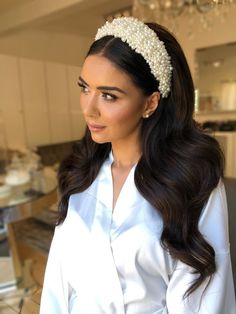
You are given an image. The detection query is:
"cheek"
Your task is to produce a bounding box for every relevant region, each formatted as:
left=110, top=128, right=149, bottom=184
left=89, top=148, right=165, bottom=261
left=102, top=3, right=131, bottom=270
left=103, top=102, right=144, bottom=125
left=79, top=94, right=85, bottom=112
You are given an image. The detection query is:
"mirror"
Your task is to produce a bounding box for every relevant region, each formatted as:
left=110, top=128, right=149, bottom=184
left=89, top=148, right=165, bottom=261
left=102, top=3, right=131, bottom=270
left=195, top=42, right=236, bottom=113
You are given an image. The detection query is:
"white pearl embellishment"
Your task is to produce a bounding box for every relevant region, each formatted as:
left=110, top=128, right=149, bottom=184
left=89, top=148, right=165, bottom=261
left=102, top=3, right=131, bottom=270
left=95, top=17, right=172, bottom=98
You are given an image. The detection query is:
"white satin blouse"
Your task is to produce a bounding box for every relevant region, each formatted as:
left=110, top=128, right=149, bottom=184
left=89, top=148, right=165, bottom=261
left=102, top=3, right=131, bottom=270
left=40, top=153, right=236, bottom=313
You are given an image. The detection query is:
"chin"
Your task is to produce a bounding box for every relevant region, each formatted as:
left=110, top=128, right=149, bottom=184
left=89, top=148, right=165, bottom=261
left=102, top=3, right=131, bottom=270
left=91, top=135, right=110, bottom=144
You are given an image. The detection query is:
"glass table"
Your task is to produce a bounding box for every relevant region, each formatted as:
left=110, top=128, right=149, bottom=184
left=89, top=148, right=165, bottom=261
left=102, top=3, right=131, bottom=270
left=0, top=170, right=57, bottom=293
left=0, top=172, right=57, bottom=224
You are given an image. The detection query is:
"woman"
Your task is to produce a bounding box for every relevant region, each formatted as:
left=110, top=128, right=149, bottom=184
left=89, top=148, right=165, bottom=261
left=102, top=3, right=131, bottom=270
left=40, top=17, right=235, bottom=313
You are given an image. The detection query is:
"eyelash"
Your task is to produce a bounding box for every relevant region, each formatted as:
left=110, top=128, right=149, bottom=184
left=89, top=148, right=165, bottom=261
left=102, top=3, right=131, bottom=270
left=78, top=82, right=89, bottom=93
left=77, top=82, right=118, bottom=102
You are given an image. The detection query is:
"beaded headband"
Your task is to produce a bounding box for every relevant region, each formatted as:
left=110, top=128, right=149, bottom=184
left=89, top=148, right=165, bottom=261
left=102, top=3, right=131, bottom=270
left=95, top=17, right=172, bottom=98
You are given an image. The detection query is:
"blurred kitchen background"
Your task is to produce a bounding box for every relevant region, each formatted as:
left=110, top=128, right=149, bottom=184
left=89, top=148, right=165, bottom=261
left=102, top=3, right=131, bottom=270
left=0, top=0, right=235, bottom=177
left=0, top=0, right=235, bottom=312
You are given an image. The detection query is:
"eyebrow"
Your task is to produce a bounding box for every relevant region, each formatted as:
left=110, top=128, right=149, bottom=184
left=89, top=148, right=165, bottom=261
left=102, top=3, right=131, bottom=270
left=78, top=76, right=127, bottom=95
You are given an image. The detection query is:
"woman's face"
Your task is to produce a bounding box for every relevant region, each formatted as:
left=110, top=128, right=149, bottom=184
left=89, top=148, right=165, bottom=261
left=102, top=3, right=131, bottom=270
left=79, top=54, right=148, bottom=145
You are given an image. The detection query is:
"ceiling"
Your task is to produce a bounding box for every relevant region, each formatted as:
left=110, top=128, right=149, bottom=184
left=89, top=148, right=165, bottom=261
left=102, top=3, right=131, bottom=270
left=0, top=0, right=133, bottom=37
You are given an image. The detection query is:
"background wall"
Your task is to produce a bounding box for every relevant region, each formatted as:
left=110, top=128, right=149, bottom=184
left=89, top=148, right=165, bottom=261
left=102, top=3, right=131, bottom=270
left=0, top=1, right=235, bottom=150
left=175, top=4, right=236, bottom=81
left=0, top=29, right=91, bottom=66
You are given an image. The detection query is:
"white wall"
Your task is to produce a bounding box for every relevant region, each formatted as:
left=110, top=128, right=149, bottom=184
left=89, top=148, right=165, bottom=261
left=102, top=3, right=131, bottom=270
left=176, top=4, right=236, bottom=81
left=0, top=29, right=92, bottom=66
left=172, top=4, right=236, bottom=123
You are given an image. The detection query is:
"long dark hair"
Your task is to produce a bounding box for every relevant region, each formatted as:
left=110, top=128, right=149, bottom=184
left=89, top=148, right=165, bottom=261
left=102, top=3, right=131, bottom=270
left=58, top=23, right=224, bottom=297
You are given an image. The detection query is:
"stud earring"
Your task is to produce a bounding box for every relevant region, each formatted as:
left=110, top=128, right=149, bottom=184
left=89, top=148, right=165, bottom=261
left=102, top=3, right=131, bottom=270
left=144, top=113, right=149, bottom=118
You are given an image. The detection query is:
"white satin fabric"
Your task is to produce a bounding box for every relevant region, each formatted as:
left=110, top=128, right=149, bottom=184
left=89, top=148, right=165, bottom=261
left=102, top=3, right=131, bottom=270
left=40, top=153, right=236, bottom=313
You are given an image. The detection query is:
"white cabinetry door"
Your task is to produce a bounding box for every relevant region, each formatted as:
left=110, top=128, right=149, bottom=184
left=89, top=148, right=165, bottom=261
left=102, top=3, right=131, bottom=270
left=233, top=135, right=236, bottom=177
left=67, top=65, right=85, bottom=141
left=45, top=62, right=72, bottom=143
left=19, top=58, right=51, bottom=147
left=214, top=132, right=236, bottom=178
left=0, top=55, right=26, bottom=149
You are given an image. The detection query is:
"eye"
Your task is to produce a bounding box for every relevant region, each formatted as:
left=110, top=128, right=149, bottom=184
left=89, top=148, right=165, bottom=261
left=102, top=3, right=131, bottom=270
left=77, top=82, right=89, bottom=93
left=102, top=92, right=118, bottom=102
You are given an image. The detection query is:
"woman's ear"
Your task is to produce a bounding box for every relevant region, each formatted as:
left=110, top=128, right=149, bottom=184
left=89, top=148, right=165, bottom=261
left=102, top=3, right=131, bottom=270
left=142, top=92, right=160, bottom=118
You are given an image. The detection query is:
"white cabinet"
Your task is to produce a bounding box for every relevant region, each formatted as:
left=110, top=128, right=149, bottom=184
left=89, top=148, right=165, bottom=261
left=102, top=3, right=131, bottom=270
left=19, top=58, right=51, bottom=147
left=0, top=55, right=26, bottom=149
left=214, top=132, right=236, bottom=178
left=67, top=65, right=85, bottom=141
left=0, top=54, right=85, bottom=149
left=45, top=62, right=72, bottom=143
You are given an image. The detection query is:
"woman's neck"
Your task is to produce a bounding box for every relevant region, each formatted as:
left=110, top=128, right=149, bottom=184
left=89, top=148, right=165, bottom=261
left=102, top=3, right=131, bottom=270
left=111, top=143, right=141, bottom=169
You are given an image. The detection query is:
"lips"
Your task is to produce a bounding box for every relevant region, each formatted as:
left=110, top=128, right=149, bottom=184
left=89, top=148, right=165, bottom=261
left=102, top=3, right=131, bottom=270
left=87, top=123, right=106, bottom=132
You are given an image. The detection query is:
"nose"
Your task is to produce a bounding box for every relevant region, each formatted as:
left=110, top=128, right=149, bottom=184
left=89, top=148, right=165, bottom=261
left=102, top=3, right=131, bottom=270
left=81, top=93, right=100, bottom=118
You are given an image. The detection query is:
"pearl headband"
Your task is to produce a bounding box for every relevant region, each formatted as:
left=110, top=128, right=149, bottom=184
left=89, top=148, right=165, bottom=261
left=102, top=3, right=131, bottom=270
left=95, top=17, right=172, bottom=98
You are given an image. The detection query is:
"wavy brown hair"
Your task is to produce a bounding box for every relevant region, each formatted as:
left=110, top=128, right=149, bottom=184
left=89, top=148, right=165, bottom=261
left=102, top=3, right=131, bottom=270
left=57, top=23, right=224, bottom=297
